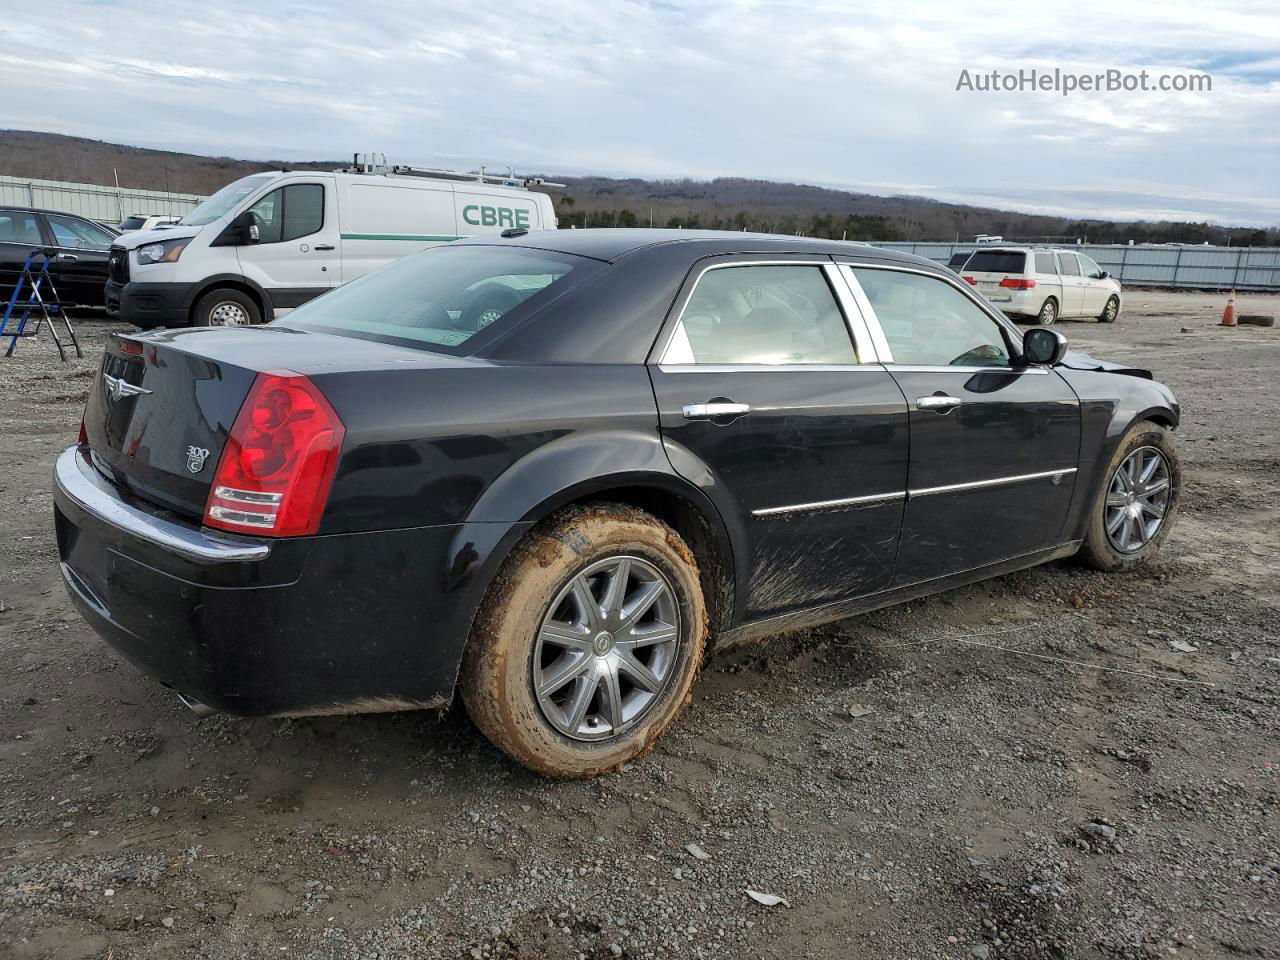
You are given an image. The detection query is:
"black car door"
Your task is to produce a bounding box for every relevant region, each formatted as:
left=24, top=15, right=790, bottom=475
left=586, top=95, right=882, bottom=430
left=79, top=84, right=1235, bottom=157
left=647, top=257, right=909, bottom=620
left=839, top=262, right=1080, bottom=583
left=0, top=208, right=48, bottom=310
left=41, top=213, right=115, bottom=307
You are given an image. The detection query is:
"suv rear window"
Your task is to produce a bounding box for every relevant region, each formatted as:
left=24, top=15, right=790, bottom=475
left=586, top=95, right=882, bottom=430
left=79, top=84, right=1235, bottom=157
left=277, top=245, right=601, bottom=354
left=965, top=251, right=1027, bottom=274
left=119, top=216, right=146, bottom=230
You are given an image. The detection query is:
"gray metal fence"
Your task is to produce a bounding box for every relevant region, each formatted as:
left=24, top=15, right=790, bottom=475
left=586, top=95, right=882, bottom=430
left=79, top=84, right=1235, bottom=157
left=875, top=241, right=1280, bottom=291
left=0, top=175, right=204, bottom=224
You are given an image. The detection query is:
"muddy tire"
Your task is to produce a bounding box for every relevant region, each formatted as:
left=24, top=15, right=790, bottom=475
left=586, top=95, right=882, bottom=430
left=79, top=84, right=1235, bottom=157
left=1098, top=295, right=1120, bottom=323
left=1079, top=421, right=1181, bottom=572
left=193, top=288, right=262, bottom=327
left=460, top=504, right=707, bottom=778
left=1034, top=297, right=1058, bottom=325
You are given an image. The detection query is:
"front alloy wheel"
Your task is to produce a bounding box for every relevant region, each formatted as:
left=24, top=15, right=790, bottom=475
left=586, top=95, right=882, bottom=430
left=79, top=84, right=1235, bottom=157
left=461, top=504, right=706, bottom=778
left=1103, top=446, right=1171, bottom=553
left=1080, top=421, right=1180, bottom=571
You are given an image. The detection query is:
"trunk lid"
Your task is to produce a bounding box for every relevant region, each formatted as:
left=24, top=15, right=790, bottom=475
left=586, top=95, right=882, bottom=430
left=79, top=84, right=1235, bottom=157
left=84, top=326, right=473, bottom=520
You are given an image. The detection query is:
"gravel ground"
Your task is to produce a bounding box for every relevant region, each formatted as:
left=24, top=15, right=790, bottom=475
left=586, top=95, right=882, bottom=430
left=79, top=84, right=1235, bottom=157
left=1, top=291, right=1277, bottom=960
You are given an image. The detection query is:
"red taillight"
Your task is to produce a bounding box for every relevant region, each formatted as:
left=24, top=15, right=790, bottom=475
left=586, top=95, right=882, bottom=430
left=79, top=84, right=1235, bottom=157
left=203, top=371, right=345, bottom=537
left=118, top=339, right=143, bottom=356
left=78, top=412, right=88, bottom=445
left=999, top=277, right=1036, bottom=289
left=962, top=276, right=977, bottom=285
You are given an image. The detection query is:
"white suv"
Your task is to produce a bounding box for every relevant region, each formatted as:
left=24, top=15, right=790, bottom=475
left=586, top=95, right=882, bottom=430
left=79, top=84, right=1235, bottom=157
left=961, top=247, right=1122, bottom=325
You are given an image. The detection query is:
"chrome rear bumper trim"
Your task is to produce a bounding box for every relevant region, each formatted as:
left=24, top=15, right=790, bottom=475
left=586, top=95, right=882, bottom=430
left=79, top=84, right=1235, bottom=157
left=54, top=445, right=270, bottom=564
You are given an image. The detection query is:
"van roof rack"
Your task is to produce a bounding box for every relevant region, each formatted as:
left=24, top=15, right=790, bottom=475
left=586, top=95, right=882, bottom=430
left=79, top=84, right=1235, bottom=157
left=339, top=153, right=565, bottom=190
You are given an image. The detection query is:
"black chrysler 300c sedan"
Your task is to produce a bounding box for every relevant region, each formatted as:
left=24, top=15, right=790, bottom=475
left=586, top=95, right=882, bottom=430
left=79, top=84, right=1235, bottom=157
left=53, top=230, right=1181, bottom=777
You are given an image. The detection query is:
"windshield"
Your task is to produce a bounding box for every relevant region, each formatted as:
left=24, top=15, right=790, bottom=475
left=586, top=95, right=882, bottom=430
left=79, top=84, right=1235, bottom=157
left=276, top=245, right=602, bottom=354
left=180, top=174, right=277, bottom=226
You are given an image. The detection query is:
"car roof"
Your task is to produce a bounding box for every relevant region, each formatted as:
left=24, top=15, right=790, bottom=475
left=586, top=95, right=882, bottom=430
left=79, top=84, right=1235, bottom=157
left=454, top=228, right=941, bottom=268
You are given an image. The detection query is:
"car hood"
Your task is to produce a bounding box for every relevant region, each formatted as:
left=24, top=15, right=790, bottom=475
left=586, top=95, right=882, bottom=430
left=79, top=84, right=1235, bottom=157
left=112, top=224, right=203, bottom=249
left=1059, top=350, right=1152, bottom=380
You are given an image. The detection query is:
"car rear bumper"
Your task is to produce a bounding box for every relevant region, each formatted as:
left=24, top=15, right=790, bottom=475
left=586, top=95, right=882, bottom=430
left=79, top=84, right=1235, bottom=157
left=105, top=280, right=193, bottom=329
left=53, top=445, right=522, bottom=716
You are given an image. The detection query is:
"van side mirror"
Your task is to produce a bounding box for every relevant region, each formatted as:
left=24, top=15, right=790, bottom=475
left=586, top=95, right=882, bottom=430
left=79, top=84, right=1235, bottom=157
left=1023, top=328, right=1068, bottom=366
left=211, top=210, right=261, bottom=247
left=1097, top=270, right=1110, bottom=280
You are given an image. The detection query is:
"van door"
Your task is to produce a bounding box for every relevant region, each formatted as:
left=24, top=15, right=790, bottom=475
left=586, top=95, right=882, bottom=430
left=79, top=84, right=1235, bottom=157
left=1055, top=252, right=1087, bottom=317
left=339, top=181, right=457, bottom=282
left=1077, top=254, right=1109, bottom=315
left=455, top=191, right=542, bottom=237
left=235, top=180, right=339, bottom=315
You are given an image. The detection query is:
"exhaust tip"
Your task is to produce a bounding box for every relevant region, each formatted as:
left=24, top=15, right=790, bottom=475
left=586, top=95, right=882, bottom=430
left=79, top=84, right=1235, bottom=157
left=176, top=692, right=218, bottom=718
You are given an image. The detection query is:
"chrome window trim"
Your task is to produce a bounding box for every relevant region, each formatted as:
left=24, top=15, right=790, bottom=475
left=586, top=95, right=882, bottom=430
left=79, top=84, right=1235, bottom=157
left=753, top=490, right=904, bottom=517
left=653, top=258, right=879, bottom=367
left=657, top=362, right=889, bottom=374
left=885, top=364, right=1049, bottom=375
left=837, top=260, right=1033, bottom=363
left=752, top=467, right=1076, bottom=517
left=910, top=467, right=1076, bottom=498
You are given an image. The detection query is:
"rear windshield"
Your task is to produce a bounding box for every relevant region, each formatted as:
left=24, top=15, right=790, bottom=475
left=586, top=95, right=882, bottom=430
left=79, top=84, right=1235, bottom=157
left=965, top=251, right=1026, bottom=274
left=276, top=244, right=601, bottom=354
left=119, top=216, right=146, bottom=230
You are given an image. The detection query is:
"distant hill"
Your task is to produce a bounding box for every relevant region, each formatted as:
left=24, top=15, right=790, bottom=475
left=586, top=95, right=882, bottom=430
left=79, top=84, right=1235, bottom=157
left=3, top=130, right=1274, bottom=245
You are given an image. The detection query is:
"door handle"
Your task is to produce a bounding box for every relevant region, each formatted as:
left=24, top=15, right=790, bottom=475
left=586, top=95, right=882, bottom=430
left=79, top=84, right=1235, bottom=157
left=916, top=395, right=962, bottom=412
left=57, top=253, right=79, bottom=261
left=313, top=244, right=336, bottom=251
left=682, top=401, right=750, bottom=420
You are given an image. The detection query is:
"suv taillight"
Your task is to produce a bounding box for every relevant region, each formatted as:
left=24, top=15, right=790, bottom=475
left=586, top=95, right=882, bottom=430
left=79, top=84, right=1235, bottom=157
left=999, top=277, right=1036, bottom=289
left=962, top=276, right=977, bottom=285
left=203, top=371, right=345, bottom=537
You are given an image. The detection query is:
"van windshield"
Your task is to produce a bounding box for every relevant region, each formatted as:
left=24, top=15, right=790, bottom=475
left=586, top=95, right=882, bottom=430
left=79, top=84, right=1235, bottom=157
left=180, top=174, right=277, bottom=226
left=276, top=245, right=601, bottom=355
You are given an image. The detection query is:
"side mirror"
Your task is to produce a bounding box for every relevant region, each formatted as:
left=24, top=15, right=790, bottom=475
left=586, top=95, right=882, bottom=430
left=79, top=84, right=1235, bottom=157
left=1023, top=328, right=1067, bottom=366
left=1097, top=271, right=1110, bottom=280
left=210, top=210, right=261, bottom=247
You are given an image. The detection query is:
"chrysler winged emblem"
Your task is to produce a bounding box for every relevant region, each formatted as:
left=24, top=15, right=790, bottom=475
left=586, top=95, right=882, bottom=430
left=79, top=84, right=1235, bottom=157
left=103, top=374, right=151, bottom=402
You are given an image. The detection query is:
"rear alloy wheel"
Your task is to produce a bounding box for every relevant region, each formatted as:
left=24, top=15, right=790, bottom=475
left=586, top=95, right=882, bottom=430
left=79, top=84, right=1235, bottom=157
left=194, top=288, right=262, bottom=327
left=1099, top=295, right=1120, bottom=323
left=1080, top=422, right=1180, bottom=571
left=1035, top=297, right=1058, bottom=325
left=461, top=504, right=706, bottom=778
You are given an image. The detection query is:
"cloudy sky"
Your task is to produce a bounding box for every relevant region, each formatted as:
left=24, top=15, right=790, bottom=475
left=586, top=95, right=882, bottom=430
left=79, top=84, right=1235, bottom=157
left=3, top=0, right=1279, bottom=225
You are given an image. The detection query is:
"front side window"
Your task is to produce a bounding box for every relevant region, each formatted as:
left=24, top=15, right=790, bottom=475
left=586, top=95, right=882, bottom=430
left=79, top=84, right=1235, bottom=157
left=45, top=214, right=114, bottom=250
left=663, top=264, right=856, bottom=365
left=1057, top=253, right=1082, bottom=276
left=278, top=245, right=598, bottom=354
left=246, top=184, right=325, bottom=244
left=1078, top=255, right=1104, bottom=278
left=851, top=268, right=1011, bottom=368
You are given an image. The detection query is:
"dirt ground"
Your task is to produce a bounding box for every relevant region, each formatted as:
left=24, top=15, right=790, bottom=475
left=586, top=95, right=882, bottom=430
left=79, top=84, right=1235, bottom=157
left=1, top=290, right=1277, bottom=960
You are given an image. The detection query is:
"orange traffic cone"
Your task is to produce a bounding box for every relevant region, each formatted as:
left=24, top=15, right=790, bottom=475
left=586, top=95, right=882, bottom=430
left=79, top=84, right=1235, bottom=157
left=1221, top=290, right=1237, bottom=326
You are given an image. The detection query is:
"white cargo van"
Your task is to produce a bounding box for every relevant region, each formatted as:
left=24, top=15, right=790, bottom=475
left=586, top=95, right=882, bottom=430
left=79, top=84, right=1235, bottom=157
left=104, top=157, right=561, bottom=327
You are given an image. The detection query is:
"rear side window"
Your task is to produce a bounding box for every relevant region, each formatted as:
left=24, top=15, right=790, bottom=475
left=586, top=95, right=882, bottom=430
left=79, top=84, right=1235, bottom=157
left=964, top=251, right=1026, bottom=274
left=278, top=245, right=600, bottom=354
left=852, top=268, right=1011, bottom=368
left=0, top=211, right=44, bottom=245
left=1058, top=253, right=1082, bottom=276
left=247, top=184, right=325, bottom=243
left=662, top=265, right=857, bottom=365
left=1034, top=253, right=1057, bottom=274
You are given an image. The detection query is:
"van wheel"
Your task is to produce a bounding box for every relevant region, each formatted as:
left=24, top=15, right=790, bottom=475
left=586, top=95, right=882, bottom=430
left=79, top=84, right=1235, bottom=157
left=461, top=504, right=707, bottom=779
left=460, top=285, right=521, bottom=331
left=1079, top=421, right=1180, bottom=572
left=1034, top=297, right=1058, bottom=325
left=1099, top=296, right=1120, bottom=323
left=194, top=288, right=262, bottom=327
